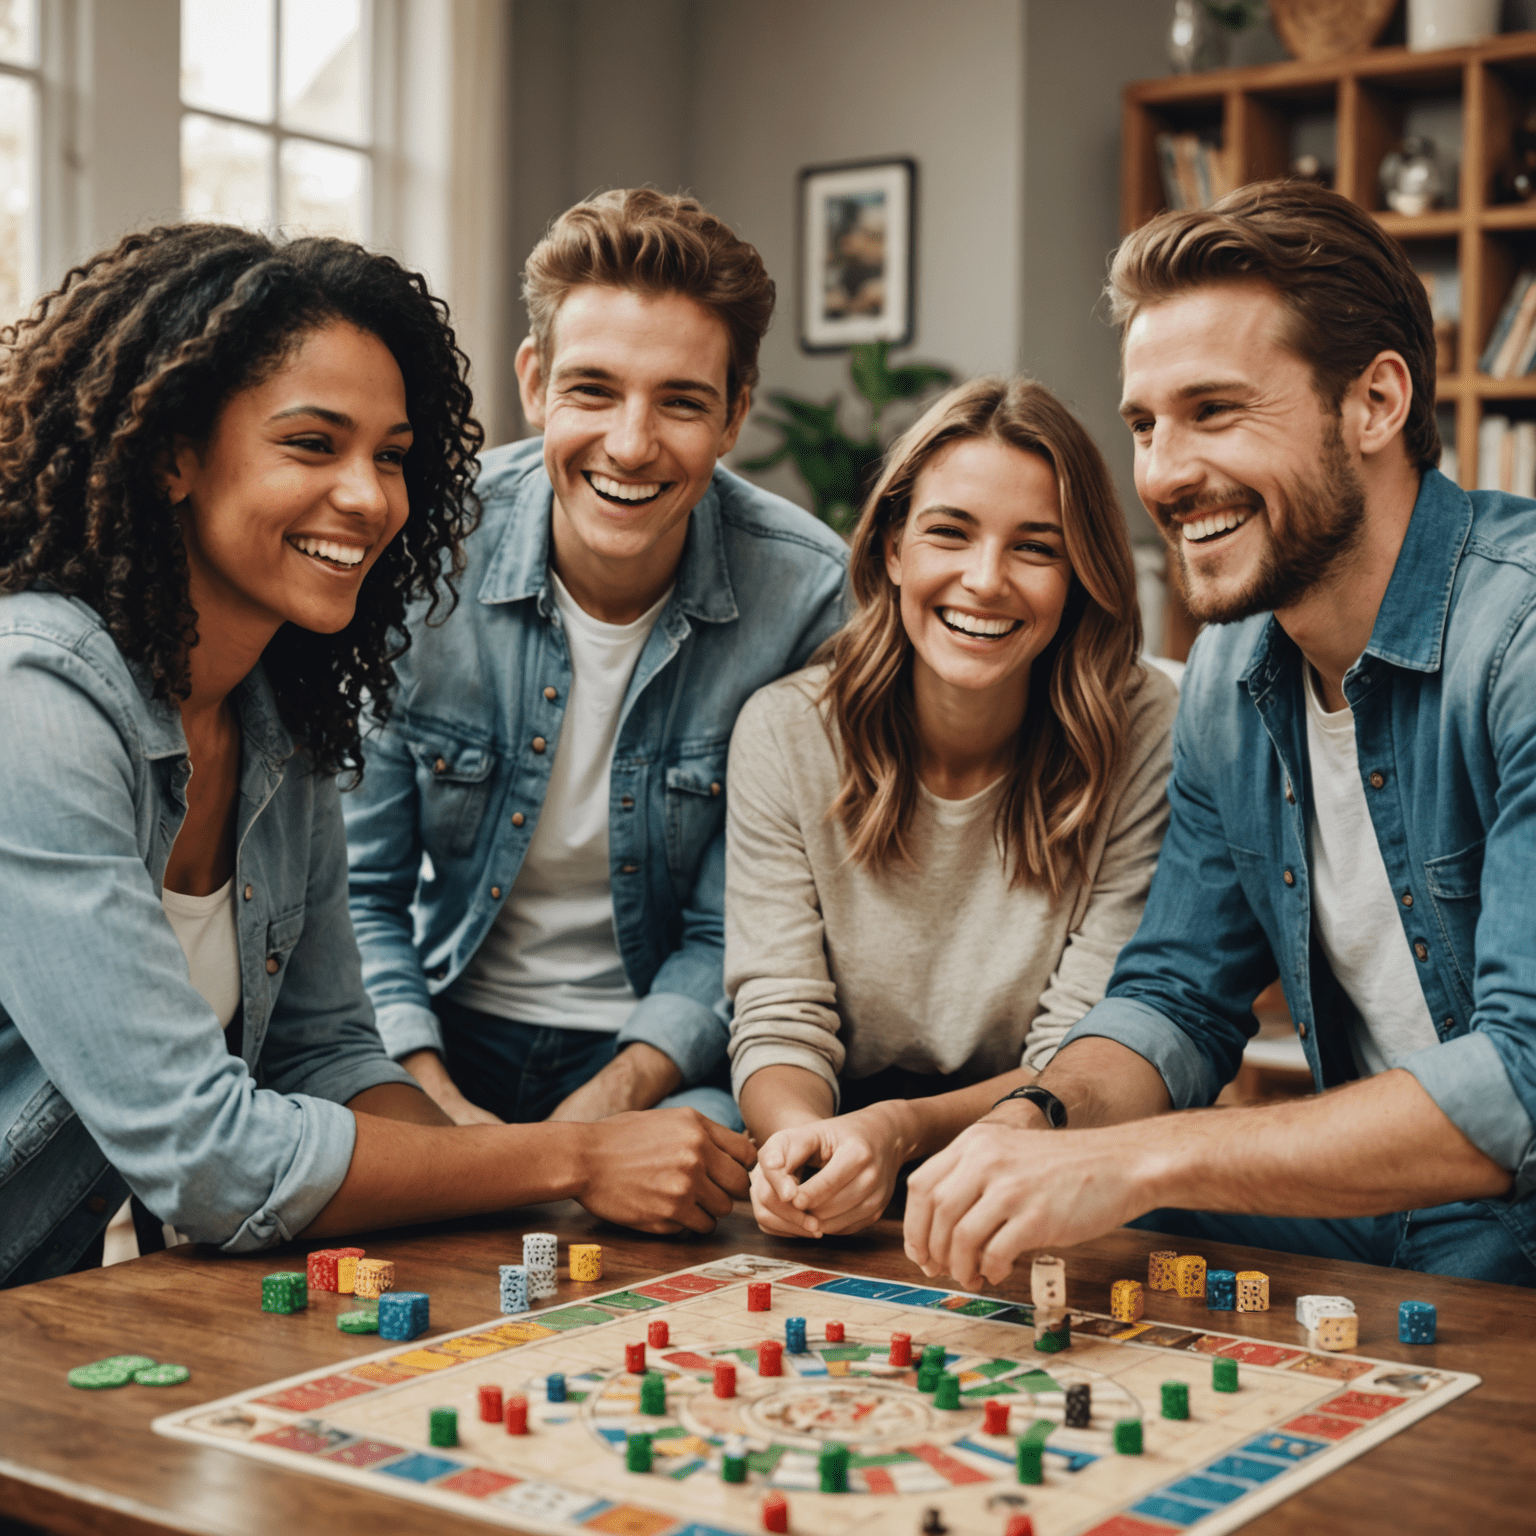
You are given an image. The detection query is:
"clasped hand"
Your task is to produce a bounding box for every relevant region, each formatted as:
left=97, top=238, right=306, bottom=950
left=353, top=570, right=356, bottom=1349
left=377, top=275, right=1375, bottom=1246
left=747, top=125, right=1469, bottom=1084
left=750, top=1103, right=912, bottom=1237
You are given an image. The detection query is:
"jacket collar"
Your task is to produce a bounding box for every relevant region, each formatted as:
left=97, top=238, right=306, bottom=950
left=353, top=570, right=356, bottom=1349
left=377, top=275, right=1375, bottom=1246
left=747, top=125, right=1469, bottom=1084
left=1239, top=466, right=1472, bottom=695
left=476, top=454, right=739, bottom=625
left=132, top=657, right=294, bottom=769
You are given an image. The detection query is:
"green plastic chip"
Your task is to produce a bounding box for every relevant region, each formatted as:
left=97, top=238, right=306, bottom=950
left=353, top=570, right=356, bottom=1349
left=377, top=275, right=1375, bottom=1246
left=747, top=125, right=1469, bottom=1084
left=337, top=1309, right=379, bottom=1333
left=67, top=1360, right=136, bottom=1389
left=133, top=1363, right=190, bottom=1386
left=98, top=1354, right=158, bottom=1372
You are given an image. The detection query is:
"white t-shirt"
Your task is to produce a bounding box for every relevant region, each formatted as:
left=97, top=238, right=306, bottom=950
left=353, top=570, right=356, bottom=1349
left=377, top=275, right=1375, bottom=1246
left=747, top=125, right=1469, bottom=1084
left=1302, top=665, right=1438, bottom=1077
left=160, top=876, right=242, bottom=1030
left=451, top=571, right=672, bottom=1032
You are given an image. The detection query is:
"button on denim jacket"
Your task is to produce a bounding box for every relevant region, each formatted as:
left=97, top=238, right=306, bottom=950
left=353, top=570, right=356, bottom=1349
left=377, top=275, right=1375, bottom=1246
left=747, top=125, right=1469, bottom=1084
left=1064, top=470, right=1536, bottom=1264
left=343, top=438, right=849, bottom=1081
left=0, top=592, right=415, bottom=1286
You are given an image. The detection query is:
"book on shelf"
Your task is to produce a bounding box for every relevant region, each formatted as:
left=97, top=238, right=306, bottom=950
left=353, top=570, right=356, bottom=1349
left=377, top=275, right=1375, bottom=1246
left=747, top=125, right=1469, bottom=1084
left=1478, top=269, right=1536, bottom=378
left=1476, top=415, right=1536, bottom=497
left=1155, top=132, right=1235, bottom=212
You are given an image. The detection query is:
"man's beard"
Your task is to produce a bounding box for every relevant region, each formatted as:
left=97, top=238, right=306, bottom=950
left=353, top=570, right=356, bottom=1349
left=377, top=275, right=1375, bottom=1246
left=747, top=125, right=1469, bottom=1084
left=1161, top=419, right=1368, bottom=626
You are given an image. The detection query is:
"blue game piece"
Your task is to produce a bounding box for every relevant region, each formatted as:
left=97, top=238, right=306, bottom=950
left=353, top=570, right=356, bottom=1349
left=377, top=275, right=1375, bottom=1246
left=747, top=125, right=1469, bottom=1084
left=1399, top=1300, right=1436, bottom=1344
left=547, top=1372, right=567, bottom=1403
left=498, top=1263, right=529, bottom=1315
left=785, top=1316, right=807, bottom=1353
left=377, top=1291, right=430, bottom=1342
left=1206, top=1270, right=1236, bottom=1310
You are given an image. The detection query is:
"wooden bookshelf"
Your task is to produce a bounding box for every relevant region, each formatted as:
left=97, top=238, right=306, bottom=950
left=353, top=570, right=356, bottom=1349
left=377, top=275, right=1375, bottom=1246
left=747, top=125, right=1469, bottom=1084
left=1124, top=29, right=1536, bottom=659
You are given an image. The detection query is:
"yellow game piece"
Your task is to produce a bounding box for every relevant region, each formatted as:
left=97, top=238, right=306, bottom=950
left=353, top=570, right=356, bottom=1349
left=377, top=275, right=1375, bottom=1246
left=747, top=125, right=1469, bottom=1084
left=354, top=1258, right=396, bottom=1299
left=1236, top=1271, right=1270, bottom=1312
left=569, top=1243, right=602, bottom=1282
left=1110, top=1279, right=1145, bottom=1323
left=1174, top=1255, right=1206, bottom=1299
left=1310, top=1310, right=1359, bottom=1352
left=336, top=1254, right=363, bottom=1294
left=1147, top=1250, right=1178, bottom=1291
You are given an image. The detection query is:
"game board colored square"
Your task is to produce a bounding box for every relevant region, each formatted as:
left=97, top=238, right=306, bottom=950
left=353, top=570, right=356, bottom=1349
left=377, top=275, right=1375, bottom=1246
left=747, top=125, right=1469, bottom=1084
left=1130, top=1494, right=1211, bottom=1526
left=536, top=1305, right=623, bottom=1329
left=347, top=1362, right=419, bottom=1384
left=978, top=1305, right=1034, bottom=1326
left=816, top=1277, right=914, bottom=1299
left=595, top=1291, right=663, bottom=1311
left=655, top=1274, right=726, bottom=1295
left=1081, top=1518, right=1184, bottom=1536
left=1284, top=1352, right=1375, bottom=1381
left=323, top=1439, right=405, bottom=1467
left=1206, top=1453, right=1290, bottom=1484
left=584, top=1505, right=677, bottom=1536
left=1240, top=1433, right=1328, bottom=1462
left=1132, top=1327, right=1204, bottom=1349
left=432, top=1335, right=507, bottom=1359
left=379, top=1452, right=463, bottom=1483
left=862, top=1467, right=897, bottom=1494
left=1282, top=1414, right=1362, bottom=1441
left=1317, top=1391, right=1407, bottom=1420
left=780, top=1269, right=841, bottom=1288
left=1184, top=1333, right=1229, bottom=1355
left=437, top=1467, right=520, bottom=1498
left=881, top=1286, right=953, bottom=1307
left=253, top=1375, right=377, bottom=1412
left=483, top=1320, right=559, bottom=1343
left=948, top=1298, right=1009, bottom=1316
left=630, top=1283, right=696, bottom=1302
left=389, top=1349, right=457, bottom=1371
left=252, top=1425, right=344, bottom=1454
left=1167, top=1474, right=1247, bottom=1505
left=672, top=1526, right=740, bottom=1536
left=908, top=1443, right=990, bottom=1485
left=1217, top=1341, right=1305, bottom=1368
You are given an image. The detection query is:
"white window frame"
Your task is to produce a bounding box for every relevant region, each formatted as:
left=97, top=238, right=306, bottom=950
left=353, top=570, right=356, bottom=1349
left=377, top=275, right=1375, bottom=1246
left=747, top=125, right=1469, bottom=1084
left=0, top=1, right=45, bottom=311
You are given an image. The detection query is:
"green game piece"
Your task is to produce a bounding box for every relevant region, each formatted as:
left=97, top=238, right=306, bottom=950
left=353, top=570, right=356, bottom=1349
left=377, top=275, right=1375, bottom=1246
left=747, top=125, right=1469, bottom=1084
left=721, top=1453, right=747, bottom=1483
left=916, top=1366, right=940, bottom=1393
left=1161, top=1380, right=1189, bottom=1420
left=626, top=1431, right=653, bottom=1472
left=99, top=1354, right=158, bottom=1372
left=67, top=1360, right=136, bottom=1390
left=934, top=1373, right=961, bottom=1409
left=1021, top=1418, right=1054, bottom=1448
left=337, top=1309, right=379, bottom=1333
left=1212, top=1357, right=1239, bottom=1393
left=132, top=1363, right=190, bottom=1387
left=1114, top=1418, right=1143, bottom=1455
left=919, top=1343, right=946, bottom=1372
left=640, top=1371, right=667, bottom=1415
left=428, top=1407, right=458, bottom=1447
left=818, top=1441, right=850, bottom=1493
left=260, top=1272, right=307, bottom=1314
left=1016, top=1441, right=1043, bottom=1484
left=1033, top=1328, right=1067, bottom=1354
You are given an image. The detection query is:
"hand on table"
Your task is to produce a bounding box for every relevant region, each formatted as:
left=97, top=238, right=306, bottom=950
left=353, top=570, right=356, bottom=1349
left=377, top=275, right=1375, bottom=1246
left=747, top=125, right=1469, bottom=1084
left=751, top=1103, right=912, bottom=1239
left=399, top=1049, right=504, bottom=1126
left=575, top=1107, right=756, bottom=1235
left=546, top=1042, right=682, bottom=1122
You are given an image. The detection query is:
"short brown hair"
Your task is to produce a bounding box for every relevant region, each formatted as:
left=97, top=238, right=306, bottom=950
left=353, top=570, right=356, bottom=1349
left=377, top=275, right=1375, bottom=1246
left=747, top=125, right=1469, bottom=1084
left=1107, top=180, right=1439, bottom=471
left=822, top=377, right=1143, bottom=896
left=522, top=188, right=774, bottom=404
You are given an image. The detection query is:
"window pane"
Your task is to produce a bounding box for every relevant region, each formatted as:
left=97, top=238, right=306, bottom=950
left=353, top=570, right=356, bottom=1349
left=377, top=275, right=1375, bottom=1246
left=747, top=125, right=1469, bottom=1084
left=182, top=112, right=272, bottom=229
left=181, top=0, right=273, bottom=122
left=0, top=0, right=35, bottom=67
left=0, top=72, right=35, bottom=320
left=280, top=0, right=365, bottom=143
left=279, top=138, right=365, bottom=239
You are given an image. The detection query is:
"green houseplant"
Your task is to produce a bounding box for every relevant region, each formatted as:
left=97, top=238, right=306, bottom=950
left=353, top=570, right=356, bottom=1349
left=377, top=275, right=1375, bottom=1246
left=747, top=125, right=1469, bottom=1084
left=739, top=342, right=954, bottom=533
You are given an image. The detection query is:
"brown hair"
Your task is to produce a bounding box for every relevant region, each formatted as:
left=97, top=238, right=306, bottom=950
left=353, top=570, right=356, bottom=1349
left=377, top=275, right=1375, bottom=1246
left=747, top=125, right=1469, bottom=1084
left=522, top=188, right=774, bottom=405
left=1107, top=179, right=1439, bottom=470
left=821, top=377, right=1143, bottom=896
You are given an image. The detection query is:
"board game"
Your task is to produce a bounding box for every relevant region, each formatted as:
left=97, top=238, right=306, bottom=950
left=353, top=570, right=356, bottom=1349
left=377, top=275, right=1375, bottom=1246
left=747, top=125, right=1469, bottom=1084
left=153, top=1254, right=1478, bottom=1536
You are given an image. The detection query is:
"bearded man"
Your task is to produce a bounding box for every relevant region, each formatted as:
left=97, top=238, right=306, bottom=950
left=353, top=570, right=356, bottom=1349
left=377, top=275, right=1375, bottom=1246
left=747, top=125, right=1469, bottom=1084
left=903, top=180, right=1536, bottom=1289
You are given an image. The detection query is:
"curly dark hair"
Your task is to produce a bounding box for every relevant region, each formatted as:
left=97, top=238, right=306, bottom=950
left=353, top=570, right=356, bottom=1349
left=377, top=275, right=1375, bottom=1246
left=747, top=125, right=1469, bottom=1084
left=0, top=222, right=482, bottom=775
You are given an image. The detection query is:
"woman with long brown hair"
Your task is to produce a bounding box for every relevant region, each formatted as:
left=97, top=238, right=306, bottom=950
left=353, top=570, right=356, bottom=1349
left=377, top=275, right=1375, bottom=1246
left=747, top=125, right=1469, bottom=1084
left=725, top=377, right=1178, bottom=1238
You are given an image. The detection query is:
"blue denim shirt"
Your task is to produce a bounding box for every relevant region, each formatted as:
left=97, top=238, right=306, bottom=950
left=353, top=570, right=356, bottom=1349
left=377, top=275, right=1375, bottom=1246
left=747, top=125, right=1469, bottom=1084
left=1064, top=470, right=1536, bottom=1260
left=0, top=592, right=416, bottom=1286
left=344, top=438, right=849, bottom=1081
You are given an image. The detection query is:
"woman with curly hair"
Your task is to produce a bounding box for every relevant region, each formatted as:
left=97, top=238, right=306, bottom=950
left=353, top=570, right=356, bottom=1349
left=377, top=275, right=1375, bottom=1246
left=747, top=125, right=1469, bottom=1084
left=725, top=377, right=1179, bottom=1238
left=0, top=224, right=752, bottom=1287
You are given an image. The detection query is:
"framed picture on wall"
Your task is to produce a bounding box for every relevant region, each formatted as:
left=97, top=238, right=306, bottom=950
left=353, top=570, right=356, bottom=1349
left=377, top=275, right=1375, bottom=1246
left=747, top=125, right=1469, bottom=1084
left=798, top=157, right=915, bottom=353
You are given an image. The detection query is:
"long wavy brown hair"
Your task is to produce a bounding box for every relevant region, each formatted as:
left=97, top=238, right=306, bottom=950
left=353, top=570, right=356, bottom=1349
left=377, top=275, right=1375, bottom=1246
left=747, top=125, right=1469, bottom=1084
left=821, top=377, right=1143, bottom=895
left=0, top=223, right=482, bottom=777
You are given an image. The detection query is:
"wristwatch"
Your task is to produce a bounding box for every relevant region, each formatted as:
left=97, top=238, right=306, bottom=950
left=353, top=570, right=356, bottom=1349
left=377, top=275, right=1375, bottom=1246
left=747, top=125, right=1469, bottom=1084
left=992, top=1084, right=1069, bottom=1128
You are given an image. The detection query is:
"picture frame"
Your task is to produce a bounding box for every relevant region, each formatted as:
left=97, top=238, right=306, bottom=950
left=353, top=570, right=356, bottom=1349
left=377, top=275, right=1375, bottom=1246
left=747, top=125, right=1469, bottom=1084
left=797, top=157, right=916, bottom=353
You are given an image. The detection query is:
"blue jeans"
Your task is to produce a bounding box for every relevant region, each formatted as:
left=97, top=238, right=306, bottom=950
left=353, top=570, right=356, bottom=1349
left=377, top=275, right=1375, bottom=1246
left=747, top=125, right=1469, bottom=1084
left=435, top=998, right=742, bottom=1130
left=1131, top=1202, right=1536, bottom=1287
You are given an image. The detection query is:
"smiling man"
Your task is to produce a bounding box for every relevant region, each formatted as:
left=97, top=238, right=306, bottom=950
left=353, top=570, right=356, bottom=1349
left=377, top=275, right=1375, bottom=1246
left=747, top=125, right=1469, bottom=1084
left=344, top=190, right=848, bottom=1158
left=904, top=181, right=1536, bottom=1289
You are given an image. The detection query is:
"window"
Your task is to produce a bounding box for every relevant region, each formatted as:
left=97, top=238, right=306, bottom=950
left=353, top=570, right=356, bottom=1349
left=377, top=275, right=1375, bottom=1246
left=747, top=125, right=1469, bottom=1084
left=0, top=0, right=37, bottom=319
left=180, top=0, right=372, bottom=240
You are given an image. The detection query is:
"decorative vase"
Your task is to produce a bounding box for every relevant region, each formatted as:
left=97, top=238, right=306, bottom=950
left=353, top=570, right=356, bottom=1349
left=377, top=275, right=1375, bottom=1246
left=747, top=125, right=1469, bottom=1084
left=1381, top=138, right=1448, bottom=216
left=1168, top=0, right=1229, bottom=74
left=1407, top=0, right=1500, bottom=51
left=1270, top=0, right=1397, bottom=61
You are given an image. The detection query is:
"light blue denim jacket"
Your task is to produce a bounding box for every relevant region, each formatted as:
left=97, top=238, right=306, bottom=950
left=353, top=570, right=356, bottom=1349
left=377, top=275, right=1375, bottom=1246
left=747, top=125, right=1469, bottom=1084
left=1064, top=470, right=1536, bottom=1263
left=0, top=591, right=416, bottom=1287
left=344, top=438, right=849, bottom=1081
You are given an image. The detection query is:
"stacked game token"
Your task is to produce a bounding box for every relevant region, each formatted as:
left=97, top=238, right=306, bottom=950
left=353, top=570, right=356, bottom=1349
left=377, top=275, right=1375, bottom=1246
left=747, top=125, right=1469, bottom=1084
left=523, top=1232, right=558, bottom=1300
left=1213, top=1357, right=1239, bottom=1392
left=499, top=1263, right=529, bottom=1314
left=569, top=1243, right=602, bottom=1282
left=1031, top=1254, right=1071, bottom=1353
left=1161, top=1381, right=1189, bottom=1420
left=1235, top=1270, right=1270, bottom=1311
left=306, top=1247, right=365, bottom=1293
left=818, top=1441, right=849, bottom=1493
left=648, top=1320, right=670, bottom=1348
left=785, top=1317, right=807, bottom=1354
left=378, top=1291, right=430, bottom=1342
left=1174, top=1255, right=1207, bottom=1299
left=67, top=1354, right=156, bottom=1390
left=1309, top=1307, right=1359, bottom=1352
left=336, top=1308, right=378, bottom=1334
left=1206, top=1269, right=1237, bottom=1310
left=353, top=1258, right=395, bottom=1299
left=1147, top=1250, right=1178, bottom=1290
left=1296, top=1293, right=1354, bottom=1328
left=429, top=1406, right=458, bottom=1447
left=720, top=1434, right=748, bottom=1483
left=1110, top=1279, right=1144, bottom=1322
left=1063, top=1383, right=1091, bottom=1427
left=505, top=1394, right=529, bottom=1435
left=479, top=1384, right=504, bottom=1422
left=261, top=1272, right=307, bottom=1314
left=934, top=1373, right=961, bottom=1409
left=1399, top=1300, right=1436, bottom=1344
left=1114, top=1418, right=1143, bottom=1455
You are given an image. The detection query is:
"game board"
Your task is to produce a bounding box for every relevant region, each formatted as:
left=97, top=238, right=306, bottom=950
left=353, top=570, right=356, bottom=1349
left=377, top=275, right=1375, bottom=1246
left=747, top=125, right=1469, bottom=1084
left=153, top=1255, right=1478, bottom=1536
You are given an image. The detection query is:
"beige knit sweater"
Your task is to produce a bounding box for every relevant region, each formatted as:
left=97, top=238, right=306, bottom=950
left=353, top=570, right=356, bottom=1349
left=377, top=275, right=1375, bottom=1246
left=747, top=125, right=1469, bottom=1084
left=724, top=663, right=1178, bottom=1106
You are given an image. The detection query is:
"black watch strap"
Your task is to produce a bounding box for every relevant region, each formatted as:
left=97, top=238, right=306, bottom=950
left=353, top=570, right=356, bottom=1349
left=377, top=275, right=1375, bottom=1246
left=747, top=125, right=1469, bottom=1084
left=992, top=1084, right=1068, bottom=1128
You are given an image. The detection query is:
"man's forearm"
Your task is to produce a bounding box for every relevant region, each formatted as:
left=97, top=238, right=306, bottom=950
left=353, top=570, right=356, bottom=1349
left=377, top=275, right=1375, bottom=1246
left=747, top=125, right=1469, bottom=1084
left=1014, top=1036, right=1175, bottom=1129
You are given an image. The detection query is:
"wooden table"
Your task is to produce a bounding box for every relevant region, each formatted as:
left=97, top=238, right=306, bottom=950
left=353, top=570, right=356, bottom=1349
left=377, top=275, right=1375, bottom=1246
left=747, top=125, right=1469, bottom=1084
left=3, top=1209, right=1532, bottom=1535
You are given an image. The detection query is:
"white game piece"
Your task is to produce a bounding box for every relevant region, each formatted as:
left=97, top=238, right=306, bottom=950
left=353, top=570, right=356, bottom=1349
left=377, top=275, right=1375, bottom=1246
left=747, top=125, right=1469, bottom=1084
left=1031, top=1254, right=1066, bottom=1311
left=1296, top=1294, right=1355, bottom=1329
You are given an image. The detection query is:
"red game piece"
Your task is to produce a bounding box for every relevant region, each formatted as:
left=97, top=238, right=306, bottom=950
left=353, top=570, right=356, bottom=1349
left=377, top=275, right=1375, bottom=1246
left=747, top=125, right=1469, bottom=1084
left=762, top=1491, right=789, bottom=1532
left=983, top=1398, right=1010, bottom=1435
left=648, top=1320, right=669, bottom=1348
left=478, top=1384, right=504, bottom=1423
left=1005, top=1516, right=1033, bottom=1536
left=757, top=1340, right=783, bottom=1377
left=305, top=1246, right=364, bottom=1293
left=714, top=1361, right=737, bottom=1398
left=889, top=1331, right=912, bottom=1367
left=825, top=1321, right=845, bottom=1342
left=505, top=1394, right=528, bottom=1435
left=747, top=1282, right=771, bottom=1311
left=625, top=1341, right=647, bottom=1374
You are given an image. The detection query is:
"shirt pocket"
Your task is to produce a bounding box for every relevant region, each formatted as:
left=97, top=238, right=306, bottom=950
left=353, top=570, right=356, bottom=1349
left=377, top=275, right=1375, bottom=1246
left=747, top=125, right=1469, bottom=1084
left=664, top=748, right=728, bottom=886
left=411, top=740, right=497, bottom=861
left=262, top=905, right=306, bottom=987
left=1424, top=837, right=1485, bottom=1014
left=0, top=1080, right=75, bottom=1187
